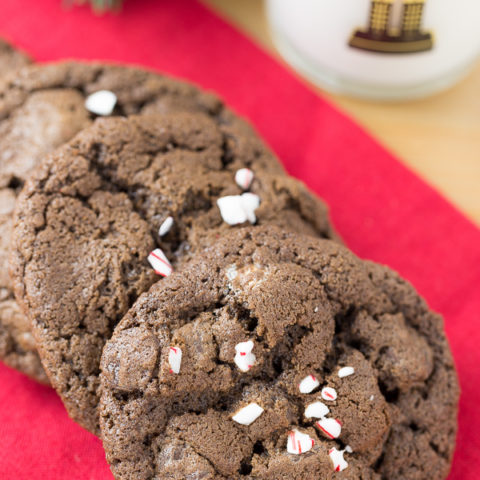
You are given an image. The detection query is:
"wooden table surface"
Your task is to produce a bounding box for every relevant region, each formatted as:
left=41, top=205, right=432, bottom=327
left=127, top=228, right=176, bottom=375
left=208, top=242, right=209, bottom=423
left=203, top=0, right=480, bottom=226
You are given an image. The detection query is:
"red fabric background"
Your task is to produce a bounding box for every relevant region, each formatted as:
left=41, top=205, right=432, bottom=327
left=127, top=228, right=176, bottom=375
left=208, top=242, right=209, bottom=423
left=0, top=1, right=478, bottom=478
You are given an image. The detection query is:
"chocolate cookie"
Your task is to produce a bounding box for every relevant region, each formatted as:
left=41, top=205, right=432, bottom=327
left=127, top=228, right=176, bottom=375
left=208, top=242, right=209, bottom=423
left=0, top=59, right=276, bottom=383
left=0, top=38, right=30, bottom=73
left=99, top=226, right=458, bottom=480
left=11, top=112, right=337, bottom=433
left=0, top=39, right=46, bottom=382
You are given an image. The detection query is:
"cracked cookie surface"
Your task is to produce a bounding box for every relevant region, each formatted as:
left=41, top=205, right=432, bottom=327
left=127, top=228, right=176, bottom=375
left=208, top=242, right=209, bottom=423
left=0, top=39, right=46, bottom=381
left=10, top=112, right=337, bottom=433
left=0, top=59, right=276, bottom=384
left=99, top=226, right=458, bottom=480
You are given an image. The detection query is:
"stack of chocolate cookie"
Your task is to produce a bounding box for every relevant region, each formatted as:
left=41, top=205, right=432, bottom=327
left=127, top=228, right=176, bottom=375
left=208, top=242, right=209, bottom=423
left=1, top=40, right=459, bottom=480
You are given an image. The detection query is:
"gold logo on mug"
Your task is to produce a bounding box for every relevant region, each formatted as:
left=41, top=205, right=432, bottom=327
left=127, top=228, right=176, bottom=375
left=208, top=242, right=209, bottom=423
left=349, top=0, right=433, bottom=53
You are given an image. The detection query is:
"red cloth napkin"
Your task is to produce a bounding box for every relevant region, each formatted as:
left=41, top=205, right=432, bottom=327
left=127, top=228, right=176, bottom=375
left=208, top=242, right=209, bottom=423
left=0, top=1, right=478, bottom=478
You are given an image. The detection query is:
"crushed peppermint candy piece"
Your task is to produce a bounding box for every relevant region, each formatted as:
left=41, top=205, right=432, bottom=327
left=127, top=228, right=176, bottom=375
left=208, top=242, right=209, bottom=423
left=329, top=446, right=352, bottom=472
left=226, top=265, right=238, bottom=281
left=338, top=366, right=355, bottom=378
left=287, top=429, right=315, bottom=455
left=168, top=346, right=182, bottom=374
left=241, top=193, right=260, bottom=222
left=235, top=168, right=254, bottom=190
left=234, top=340, right=256, bottom=372
left=316, top=417, right=342, bottom=439
left=85, top=90, right=117, bottom=116
left=298, top=374, right=320, bottom=394
left=321, top=386, right=338, bottom=401
left=216, top=195, right=246, bottom=225
left=304, top=401, right=329, bottom=419
left=159, top=216, right=174, bottom=236
left=217, top=193, right=260, bottom=225
left=148, top=248, right=173, bottom=277
left=232, top=402, right=264, bottom=425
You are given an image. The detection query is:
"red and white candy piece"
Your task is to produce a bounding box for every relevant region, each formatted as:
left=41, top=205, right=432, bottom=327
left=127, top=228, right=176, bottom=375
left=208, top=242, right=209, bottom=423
left=304, top=401, right=329, bottom=419
left=217, top=193, right=260, bottom=225
left=316, top=417, right=342, bottom=439
left=338, top=366, right=355, bottom=378
left=168, top=346, right=182, bottom=374
left=321, top=386, right=338, bottom=401
left=159, top=216, right=174, bottom=236
left=287, top=429, right=315, bottom=455
left=298, top=374, right=320, bottom=394
left=85, top=90, right=117, bottom=116
left=234, top=340, right=256, bottom=372
left=235, top=168, right=254, bottom=190
left=148, top=248, right=173, bottom=277
left=328, top=446, right=352, bottom=472
left=232, top=402, right=264, bottom=425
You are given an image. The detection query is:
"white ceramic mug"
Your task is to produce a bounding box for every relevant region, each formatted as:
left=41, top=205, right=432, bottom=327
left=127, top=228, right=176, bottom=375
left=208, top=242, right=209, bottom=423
left=266, top=0, right=480, bottom=100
